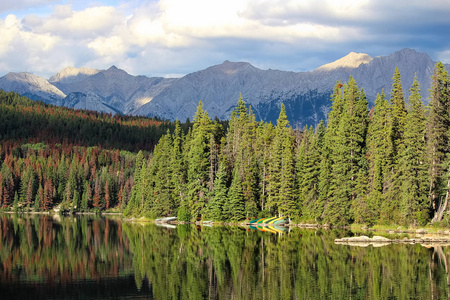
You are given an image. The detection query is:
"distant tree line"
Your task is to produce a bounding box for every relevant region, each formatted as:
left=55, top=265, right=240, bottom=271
left=126, top=62, right=450, bottom=226
left=0, top=89, right=188, bottom=152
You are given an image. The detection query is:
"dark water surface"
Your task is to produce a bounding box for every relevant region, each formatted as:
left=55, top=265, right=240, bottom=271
left=1, top=214, right=450, bottom=299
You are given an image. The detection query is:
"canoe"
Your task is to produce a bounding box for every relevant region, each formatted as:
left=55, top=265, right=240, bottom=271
left=257, top=218, right=269, bottom=224
left=249, top=218, right=264, bottom=224
left=155, top=217, right=177, bottom=223
left=262, top=217, right=278, bottom=224
left=273, top=218, right=289, bottom=225
left=267, top=216, right=285, bottom=225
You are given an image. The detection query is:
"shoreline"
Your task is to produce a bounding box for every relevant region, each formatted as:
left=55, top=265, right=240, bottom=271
left=2, top=212, right=449, bottom=237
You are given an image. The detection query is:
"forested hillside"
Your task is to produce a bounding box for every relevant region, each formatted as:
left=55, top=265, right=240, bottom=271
left=125, top=62, right=450, bottom=226
left=0, top=91, right=179, bottom=152
left=0, top=91, right=178, bottom=212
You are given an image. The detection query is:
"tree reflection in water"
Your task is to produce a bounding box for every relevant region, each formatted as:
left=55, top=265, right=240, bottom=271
left=1, top=214, right=450, bottom=299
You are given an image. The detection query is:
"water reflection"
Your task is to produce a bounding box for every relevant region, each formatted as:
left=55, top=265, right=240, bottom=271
left=1, top=214, right=450, bottom=299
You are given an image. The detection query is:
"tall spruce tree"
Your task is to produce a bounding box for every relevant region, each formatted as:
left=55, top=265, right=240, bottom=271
left=427, top=62, right=450, bottom=219
left=364, top=92, right=391, bottom=224
left=382, top=68, right=408, bottom=222
left=323, top=77, right=368, bottom=225
left=279, top=124, right=297, bottom=218
left=256, top=121, right=274, bottom=213
left=171, top=119, right=186, bottom=211
left=186, top=101, right=213, bottom=220
left=297, top=125, right=323, bottom=221
left=224, top=96, right=260, bottom=218
left=397, top=74, right=429, bottom=225
left=390, top=67, right=407, bottom=152
left=318, top=81, right=345, bottom=223
left=143, top=133, right=175, bottom=218
left=228, top=166, right=245, bottom=221
left=266, top=104, right=293, bottom=216
left=206, top=161, right=228, bottom=221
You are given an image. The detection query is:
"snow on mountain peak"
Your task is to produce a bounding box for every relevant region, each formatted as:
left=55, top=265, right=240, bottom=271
left=316, top=52, right=373, bottom=71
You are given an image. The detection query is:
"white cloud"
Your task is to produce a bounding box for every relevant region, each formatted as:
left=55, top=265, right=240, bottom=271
left=24, top=5, right=122, bottom=38
left=123, top=0, right=360, bottom=50
left=88, top=35, right=127, bottom=56
left=0, top=14, right=58, bottom=56
left=0, top=0, right=449, bottom=78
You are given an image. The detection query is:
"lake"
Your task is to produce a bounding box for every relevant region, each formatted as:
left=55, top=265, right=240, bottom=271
left=0, top=214, right=449, bottom=299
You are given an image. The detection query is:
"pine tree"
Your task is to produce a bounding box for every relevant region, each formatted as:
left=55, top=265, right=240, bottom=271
left=266, top=104, right=290, bottom=216
left=364, top=92, right=389, bottom=223
left=81, top=181, right=91, bottom=211
left=323, top=77, right=368, bottom=225
left=117, top=184, right=124, bottom=210
left=72, top=189, right=80, bottom=211
left=427, top=62, right=450, bottom=219
left=256, top=122, right=274, bottom=212
left=93, top=177, right=102, bottom=210
left=144, top=133, right=176, bottom=217
left=104, top=180, right=110, bottom=210
left=13, top=191, right=19, bottom=212
left=228, top=167, right=245, bottom=221
left=186, top=101, right=213, bottom=220
left=19, top=167, right=32, bottom=206
left=397, top=74, right=429, bottom=225
left=124, top=154, right=146, bottom=216
left=26, top=177, right=34, bottom=209
left=279, top=123, right=297, bottom=218
left=298, top=124, right=323, bottom=221
left=296, top=127, right=309, bottom=218
left=42, top=179, right=53, bottom=211
left=34, top=183, right=43, bottom=211
left=317, top=81, right=345, bottom=223
left=382, top=68, right=408, bottom=221
left=390, top=67, right=407, bottom=151
left=207, top=161, right=228, bottom=221
left=171, top=119, right=186, bottom=212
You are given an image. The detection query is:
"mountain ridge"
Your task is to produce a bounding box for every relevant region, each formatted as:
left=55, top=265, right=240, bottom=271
left=0, top=48, right=445, bottom=126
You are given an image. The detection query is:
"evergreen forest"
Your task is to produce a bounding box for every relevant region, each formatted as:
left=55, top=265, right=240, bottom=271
left=0, top=91, right=178, bottom=213
left=1, top=62, right=450, bottom=227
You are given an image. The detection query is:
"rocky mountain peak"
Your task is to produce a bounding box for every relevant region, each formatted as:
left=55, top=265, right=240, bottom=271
left=316, top=52, right=373, bottom=71
left=0, top=72, right=66, bottom=100
left=212, top=60, right=256, bottom=75
left=100, top=65, right=133, bottom=80
left=49, top=66, right=99, bottom=84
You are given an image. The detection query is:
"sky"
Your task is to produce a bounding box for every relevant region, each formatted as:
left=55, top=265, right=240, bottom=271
left=0, top=0, right=449, bottom=78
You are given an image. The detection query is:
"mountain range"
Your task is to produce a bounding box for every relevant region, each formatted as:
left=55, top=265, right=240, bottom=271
left=0, top=48, right=447, bottom=126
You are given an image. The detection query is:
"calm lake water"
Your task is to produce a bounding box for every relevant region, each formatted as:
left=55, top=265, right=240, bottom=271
left=1, top=214, right=450, bottom=299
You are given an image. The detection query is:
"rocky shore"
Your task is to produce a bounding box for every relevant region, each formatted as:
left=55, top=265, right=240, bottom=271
left=335, top=235, right=450, bottom=247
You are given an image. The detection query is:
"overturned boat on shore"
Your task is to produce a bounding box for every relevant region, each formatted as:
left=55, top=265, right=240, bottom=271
left=155, top=217, right=177, bottom=223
